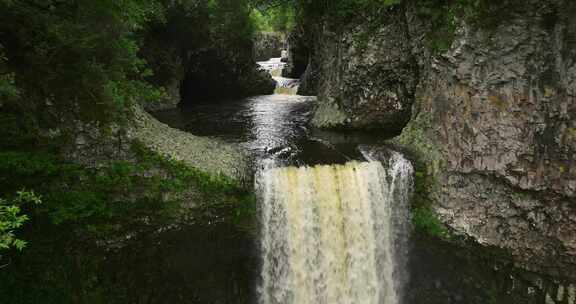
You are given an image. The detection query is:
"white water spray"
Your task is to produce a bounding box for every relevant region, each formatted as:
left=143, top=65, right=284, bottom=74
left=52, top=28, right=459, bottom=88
left=257, top=152, right=413, bottom=304
left=257, top=57, right=300, bottom=95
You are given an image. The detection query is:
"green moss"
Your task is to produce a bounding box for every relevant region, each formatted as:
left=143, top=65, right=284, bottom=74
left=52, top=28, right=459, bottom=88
left=416, top=0, right=459, bottom=53
left=416, top=0, right=518, bottom=54
left=0, top=140, right=257, bottom=238
left=394, top=111, right=442, bottom=175
left=391, top=110, right=450, bottom=238
left=412, top=206, right=449, bottom=238
left=131, top=141, right=257, bottom=232
left=130, top=141, right=240, bottom=192
left=411, top=168, right=451, bottom=239
left=568, top=128, right=576, bottom=140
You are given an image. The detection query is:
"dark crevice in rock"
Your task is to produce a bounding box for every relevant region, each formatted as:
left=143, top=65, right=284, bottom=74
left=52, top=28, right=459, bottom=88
left=179, top=49, right=275, bottom=107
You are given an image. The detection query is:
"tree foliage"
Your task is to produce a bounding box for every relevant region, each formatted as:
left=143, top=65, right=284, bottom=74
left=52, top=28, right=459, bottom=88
left=0, top=45, right=19, bottom=104
left=0, top=0, right=262, bottom=127
left=0, top=191, right=41, bottom=252
left=0, top=1, right=263, bottom=265
left=251, top=3, right=296, bottom=33
left=0, top=0, right=167, bottom=124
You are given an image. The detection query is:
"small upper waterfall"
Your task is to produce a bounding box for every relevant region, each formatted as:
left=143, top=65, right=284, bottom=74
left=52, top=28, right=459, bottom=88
left=257, top=151, right=413, bottom=304
left=257, top=57, right=300, bottom=95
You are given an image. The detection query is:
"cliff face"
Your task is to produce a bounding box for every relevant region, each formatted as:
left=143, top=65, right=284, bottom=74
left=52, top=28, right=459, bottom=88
left=253, top=32, right=284, bottom=61
left=403, top=0, right=576, bottom=279
left=282, top=28, right=310, bottom=79
left=310, top=0, right=576, bottom=281
left=310, top=6, right=418, bottom=133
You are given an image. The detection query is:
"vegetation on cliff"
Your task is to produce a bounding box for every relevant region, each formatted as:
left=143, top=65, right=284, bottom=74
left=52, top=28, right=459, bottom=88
left=251, top=2, right=296, bottom=33
left=0, top=191, right=41, bottom=253
left=0, top=0, right=276, bottom=115
left=0, top=0, right=264, bottom=257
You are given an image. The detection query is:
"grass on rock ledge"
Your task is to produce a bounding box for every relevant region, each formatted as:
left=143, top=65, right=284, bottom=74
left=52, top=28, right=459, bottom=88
left=0, top=141, right=256, bottom=248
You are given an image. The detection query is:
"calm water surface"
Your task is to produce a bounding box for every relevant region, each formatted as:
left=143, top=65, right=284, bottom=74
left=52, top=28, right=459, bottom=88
left=153, top=94, right=387, bottom=166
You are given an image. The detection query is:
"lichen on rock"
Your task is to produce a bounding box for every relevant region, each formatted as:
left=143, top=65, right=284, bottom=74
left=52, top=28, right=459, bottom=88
left=304, top=0, right=576, bottom=281
left=399, top=0, right=576, bottom=279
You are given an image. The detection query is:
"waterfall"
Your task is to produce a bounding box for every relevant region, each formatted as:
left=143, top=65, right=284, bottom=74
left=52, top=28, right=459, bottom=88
left=272, top=77, right=299, bottom=95
left=257, top=152, right=413, bottom=304
left=257, top=57, right=300, bottom=95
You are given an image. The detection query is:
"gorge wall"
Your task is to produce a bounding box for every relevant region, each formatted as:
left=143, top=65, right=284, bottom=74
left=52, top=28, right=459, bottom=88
left=310, top=5, right=417, bottom=133
left=306, top=0, right=576, bottom=283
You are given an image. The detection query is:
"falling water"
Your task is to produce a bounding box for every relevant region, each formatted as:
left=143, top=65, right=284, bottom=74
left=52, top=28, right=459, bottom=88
left=257, top=57, right=300, bottom=95
left=272, top=77, right=299, bottom=95
left=257, top=152, right=413, bottom=304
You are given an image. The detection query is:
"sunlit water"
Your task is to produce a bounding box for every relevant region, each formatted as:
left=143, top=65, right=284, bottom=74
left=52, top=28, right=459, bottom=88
left=153, top=93, right=372, bottom=166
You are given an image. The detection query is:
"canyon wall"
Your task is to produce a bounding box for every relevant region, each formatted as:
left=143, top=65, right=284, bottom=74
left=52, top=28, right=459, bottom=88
left=311, top=6, right=417, bottom=134
left=253, top=32, right=284, bottom=61
left=309, top=0, right=576, bottom=283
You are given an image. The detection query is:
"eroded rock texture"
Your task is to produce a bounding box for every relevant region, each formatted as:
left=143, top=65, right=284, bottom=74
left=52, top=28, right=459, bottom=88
left=283, top=27, right=320, bottom=96
left=396, top=0, right=576, bottom=279
left=296, top=57, right=320, bottom=96
left=253, top=32, right=284, bottom=61
left=309, top=0, right=576, bottom=281
left=282, top=28, right=311, bottom=79
left=311, top=7, right=418, bottom=133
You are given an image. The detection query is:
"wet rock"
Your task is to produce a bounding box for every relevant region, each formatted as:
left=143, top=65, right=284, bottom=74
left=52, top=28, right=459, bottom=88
left=296, top=58, right=319, bottom=96
left=130, top=106, right=250, bottom=184
left=310, top=6, right=418, bottom=133
left=282, top=28, right=311, bottom=79
left=301, top=0, right=576, bottom=281
left=406, top=235, right=569, bottom=304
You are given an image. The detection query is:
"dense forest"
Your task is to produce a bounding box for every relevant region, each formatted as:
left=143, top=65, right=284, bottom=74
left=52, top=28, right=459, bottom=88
left=0, top=0, right=386, bottom=253
left=0, top=0, right=276, bottom=252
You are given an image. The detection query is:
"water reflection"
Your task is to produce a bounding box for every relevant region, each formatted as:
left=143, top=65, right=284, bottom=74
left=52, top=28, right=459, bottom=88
left=154, top=95, right=357, bottom=166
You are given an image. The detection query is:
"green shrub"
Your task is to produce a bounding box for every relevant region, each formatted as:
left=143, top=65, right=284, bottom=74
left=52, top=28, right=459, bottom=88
left=251, top=4, right=296, bottom=33
left=0, top=141, right=256, bottom=239
left=411, top=169, right=450, bottom=239
left=412, top=205, right=449, bottom=238
left=0, top=191, right=41, bottom=252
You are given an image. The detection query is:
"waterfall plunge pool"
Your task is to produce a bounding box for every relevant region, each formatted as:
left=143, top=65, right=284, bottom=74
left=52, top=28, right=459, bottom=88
left=146, top=58, right=548, bottom=304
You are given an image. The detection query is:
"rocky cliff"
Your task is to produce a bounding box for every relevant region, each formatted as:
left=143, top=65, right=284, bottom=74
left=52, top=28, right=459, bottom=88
left=309, top=0, right=576, bottom=284
left=63, top=105, right=249, bottom=184
left=311, top=6, right=418, bottom=133
left=253, top=32, right=284, bottom=61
